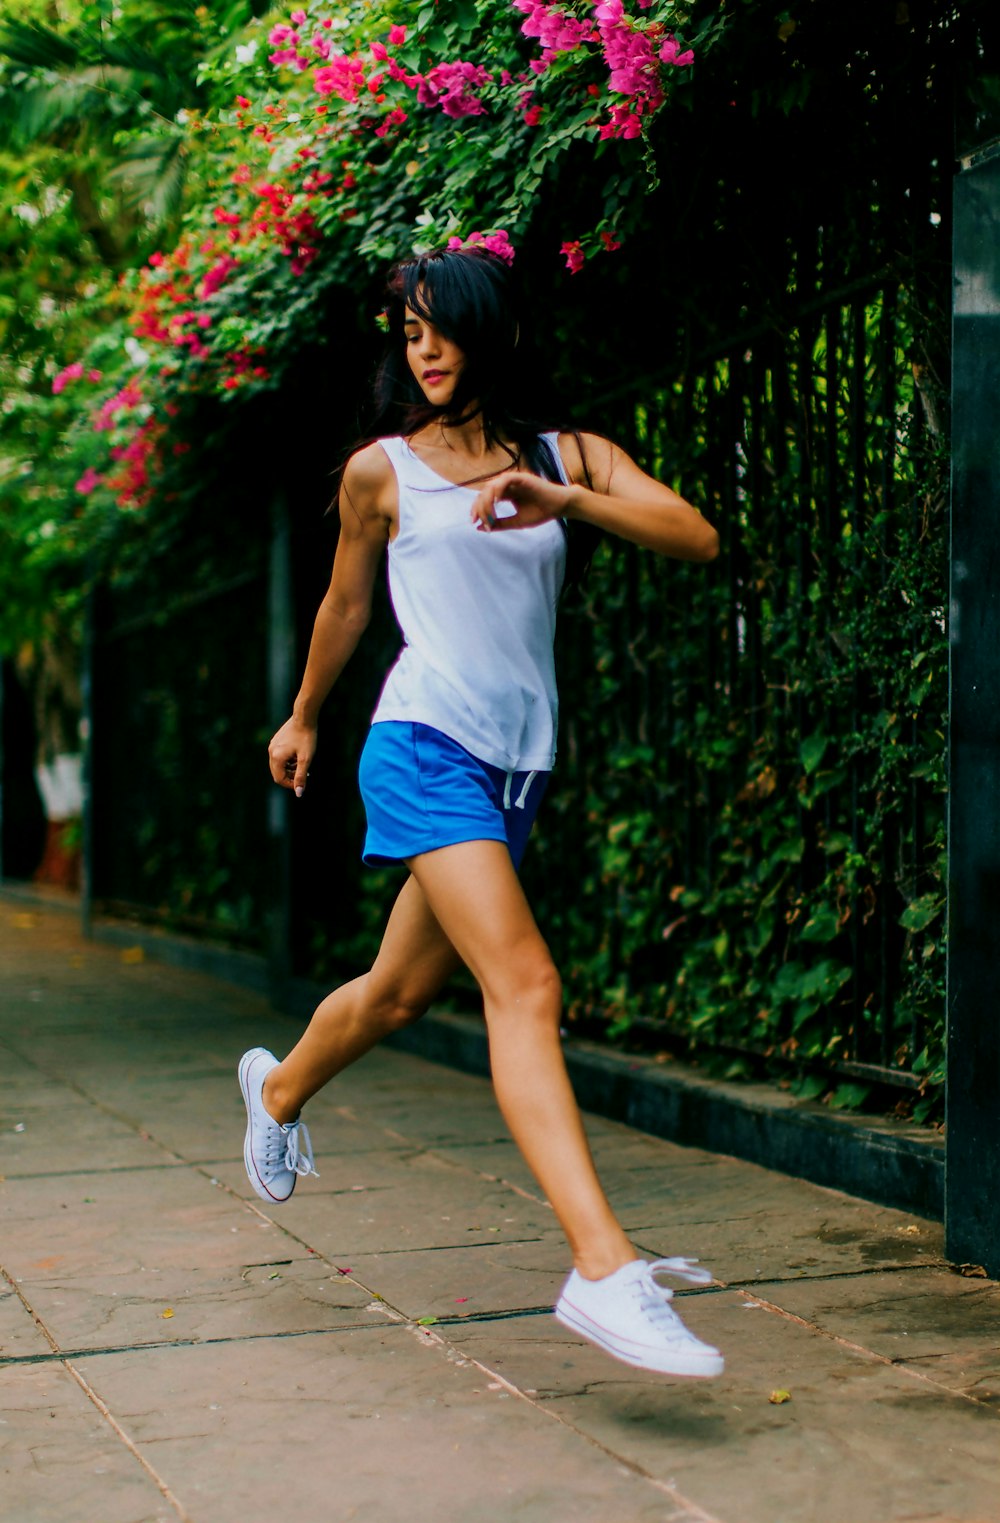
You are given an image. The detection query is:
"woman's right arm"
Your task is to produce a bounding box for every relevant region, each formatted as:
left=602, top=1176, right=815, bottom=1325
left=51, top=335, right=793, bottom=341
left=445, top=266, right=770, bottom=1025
left=268, top=446, right=392, bottom=795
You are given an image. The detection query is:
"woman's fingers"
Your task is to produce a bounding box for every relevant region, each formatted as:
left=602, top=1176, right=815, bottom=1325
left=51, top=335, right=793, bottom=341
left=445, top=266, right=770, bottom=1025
left=268, top=722, right=316, bottom=794
left=470, top=471, right=565, bottom=532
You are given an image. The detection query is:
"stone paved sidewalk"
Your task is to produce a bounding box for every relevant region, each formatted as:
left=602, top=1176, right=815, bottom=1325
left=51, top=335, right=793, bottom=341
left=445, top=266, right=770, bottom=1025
left=1, top=894, right=998, bottom=1523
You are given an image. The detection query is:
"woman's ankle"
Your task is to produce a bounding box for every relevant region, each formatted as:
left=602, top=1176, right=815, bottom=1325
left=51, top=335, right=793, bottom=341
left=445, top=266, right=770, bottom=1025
left=262, top=1067, right=300, bottom=1127
left=572, top=1239, right=637, bottom=1282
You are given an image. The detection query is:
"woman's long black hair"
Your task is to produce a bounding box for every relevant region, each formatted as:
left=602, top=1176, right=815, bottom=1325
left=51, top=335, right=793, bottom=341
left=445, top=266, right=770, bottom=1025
left=339, top=244, right=601, bottom=588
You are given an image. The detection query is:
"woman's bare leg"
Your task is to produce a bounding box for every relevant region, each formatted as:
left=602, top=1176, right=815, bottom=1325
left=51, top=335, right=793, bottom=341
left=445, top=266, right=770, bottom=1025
left=264, top=874, right=461, bottom=1124
left=405, top=839, right=634, bottom=1281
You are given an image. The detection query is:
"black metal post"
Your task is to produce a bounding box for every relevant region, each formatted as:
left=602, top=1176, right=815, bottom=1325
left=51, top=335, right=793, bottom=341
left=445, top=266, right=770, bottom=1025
left=945, top=138, right=1000, bottom=1277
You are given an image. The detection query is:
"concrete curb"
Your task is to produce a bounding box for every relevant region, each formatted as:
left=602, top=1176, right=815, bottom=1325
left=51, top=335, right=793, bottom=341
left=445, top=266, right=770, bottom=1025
left=3, top=885, right=944, bottom=1223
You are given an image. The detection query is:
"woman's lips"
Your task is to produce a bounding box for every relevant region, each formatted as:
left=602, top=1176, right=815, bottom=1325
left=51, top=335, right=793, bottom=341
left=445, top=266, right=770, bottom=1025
left=423, top=370, right=446, bottom=382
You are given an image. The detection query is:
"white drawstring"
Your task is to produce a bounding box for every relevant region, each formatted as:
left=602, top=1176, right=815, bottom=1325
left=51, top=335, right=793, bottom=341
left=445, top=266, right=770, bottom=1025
left=502, top=770, right=537, bottom=810
left=514, top=771, right=537, bottom=810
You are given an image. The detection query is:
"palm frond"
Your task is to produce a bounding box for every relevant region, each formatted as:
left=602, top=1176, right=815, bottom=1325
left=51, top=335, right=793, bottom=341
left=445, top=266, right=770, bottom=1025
left=5, top=69, right=148, bottom=145
left=108, top=132, right=189, bottom=226
left=0, top=19, right=79, bottom=72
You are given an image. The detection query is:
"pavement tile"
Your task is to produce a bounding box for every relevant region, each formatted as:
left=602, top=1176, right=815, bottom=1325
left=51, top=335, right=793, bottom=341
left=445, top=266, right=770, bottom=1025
left=441, top=1294, right=1000, bottom=1523
left=0, top=1100, right=176, bottom=1178
left=0, top=1361, right=176, bottom=1523
left=627, top=1196, right=944, bottom=1286
left=750, top=1265, right=1000, bottom=1360
left=68, top=1325, right=688, bottom=1523
left=1, top=1281, right=54, bottom=1360
left=11, top=1257, right=384, bottom=1356
left=337, top=1235, right=570, bottom=1322
left=0, top=1167, right=294, bottom=1278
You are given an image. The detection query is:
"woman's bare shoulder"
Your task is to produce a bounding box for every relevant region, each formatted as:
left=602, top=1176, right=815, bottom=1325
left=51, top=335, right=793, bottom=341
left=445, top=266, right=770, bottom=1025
left=555, top=430, right=617, bottom=493
left=343, top=440, right=394, bottom=491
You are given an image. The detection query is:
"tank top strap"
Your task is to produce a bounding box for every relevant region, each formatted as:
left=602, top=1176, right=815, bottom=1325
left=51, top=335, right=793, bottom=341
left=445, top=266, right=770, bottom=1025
left=377, top=435, right=425, bottom=488
left=538, top=431, right=570, bottom=486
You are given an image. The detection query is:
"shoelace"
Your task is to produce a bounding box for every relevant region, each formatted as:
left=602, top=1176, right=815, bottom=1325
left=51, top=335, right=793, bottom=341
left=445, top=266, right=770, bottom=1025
left=263, top=1117, right=319, bottom=1179
left=632, top=1257, right=714, bottom=1337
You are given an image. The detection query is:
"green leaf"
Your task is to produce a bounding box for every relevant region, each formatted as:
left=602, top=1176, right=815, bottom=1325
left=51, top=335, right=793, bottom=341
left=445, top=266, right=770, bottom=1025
left=799, top=906, right=841, bottom=944
left=800, top=729, right=828, bottom=776
left=899, top=894, right=944, bottom=934
left=827, top=1083, right=871, bottom=1112
left=791, top=1073, right=827, bottom=1101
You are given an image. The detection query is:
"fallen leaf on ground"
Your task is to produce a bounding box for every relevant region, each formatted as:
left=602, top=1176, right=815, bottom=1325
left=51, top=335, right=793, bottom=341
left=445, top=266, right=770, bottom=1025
left=415, top=1316, right=438, bottom=1326
left=120, top=946, right=145, bottom=964
left=161, top=1309, right=174, bottom=1319
left=11, top=913, right=38, bottom=929
left=769, top=1389, right=792, bottom=1404
left=454, top=1297, right=469, bottom=1304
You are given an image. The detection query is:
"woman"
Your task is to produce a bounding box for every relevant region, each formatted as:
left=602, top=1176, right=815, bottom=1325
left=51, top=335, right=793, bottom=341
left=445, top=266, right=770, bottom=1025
left=239, top=245, right=723, bottom=1377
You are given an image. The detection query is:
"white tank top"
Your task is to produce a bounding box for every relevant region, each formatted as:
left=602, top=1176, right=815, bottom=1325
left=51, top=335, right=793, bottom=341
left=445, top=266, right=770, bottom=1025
left=370, top=432, right=569, bottom=771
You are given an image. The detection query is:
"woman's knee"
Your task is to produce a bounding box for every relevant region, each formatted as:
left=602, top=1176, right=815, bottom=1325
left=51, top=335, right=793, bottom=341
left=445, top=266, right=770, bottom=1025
left=364, top=972, right=434, bottom=1032
left=482, top=952, right=562, bottom=1024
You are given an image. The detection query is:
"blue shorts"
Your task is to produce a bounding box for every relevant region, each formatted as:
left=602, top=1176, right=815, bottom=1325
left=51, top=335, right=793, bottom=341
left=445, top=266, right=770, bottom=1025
left=358, top=721, right=549, bottom=870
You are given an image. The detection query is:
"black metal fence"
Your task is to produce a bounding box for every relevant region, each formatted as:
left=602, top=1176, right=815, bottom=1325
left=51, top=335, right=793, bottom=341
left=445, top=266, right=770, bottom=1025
left=523, top=276, right=945, bottom=1091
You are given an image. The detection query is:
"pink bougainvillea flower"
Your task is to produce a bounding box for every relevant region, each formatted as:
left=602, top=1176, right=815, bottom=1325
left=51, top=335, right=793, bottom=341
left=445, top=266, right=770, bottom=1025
left=148, top=251, right=165, bottom=267
left=600, top=230, right=622, bottom=251
left=387, top=23, right=407, bottom=44
left=313, top=55, right=367, bottom=101
left=482, top=229, right=515, bottom=264
left=52, top=361, right=84, bottom=394
left=370, top=40, right=388, bottom=61
left=75, top=467, right=104, bottom=495
left=659, top=35, right=694, bottom=66
left=560, top=239, right=585, bottom=274
left=416, top=60, right=491, bottom=118
left=447, top=229, right=515, bottom=265
left=524, top=103, right=543, bottom=125
left=235, top=94, right=251, bottom=109
left=290, top=9, right=307, bottom=24
left=513, top=1, right=592, bottom=62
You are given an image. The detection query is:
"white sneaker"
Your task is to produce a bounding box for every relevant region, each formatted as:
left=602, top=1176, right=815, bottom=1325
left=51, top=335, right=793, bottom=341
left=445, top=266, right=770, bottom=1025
left=238, top=1047, right=318, bottom=1203
left=554, top=1257, right=724, bottom=1377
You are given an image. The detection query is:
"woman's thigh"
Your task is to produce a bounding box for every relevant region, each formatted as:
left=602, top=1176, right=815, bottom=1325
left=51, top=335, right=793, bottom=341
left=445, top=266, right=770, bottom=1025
left=366, top=872, right=463, bottom=1012
left=404, top=839, right=558, bottom=1007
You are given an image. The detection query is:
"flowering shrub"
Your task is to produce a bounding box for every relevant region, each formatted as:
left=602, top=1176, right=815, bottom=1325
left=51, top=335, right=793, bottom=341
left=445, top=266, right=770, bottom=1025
left=38, top=0, right=700, bottom=512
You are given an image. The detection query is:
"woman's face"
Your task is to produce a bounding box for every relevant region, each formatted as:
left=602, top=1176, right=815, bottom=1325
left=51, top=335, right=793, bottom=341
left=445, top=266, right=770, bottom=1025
left=403, top=304, right=466, bottom=407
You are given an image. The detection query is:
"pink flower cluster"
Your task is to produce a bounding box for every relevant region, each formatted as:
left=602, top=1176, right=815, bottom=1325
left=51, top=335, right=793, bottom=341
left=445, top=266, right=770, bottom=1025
left=93, top=383, right=143, bottom=433
left=314, top=54, right=366, bottom=101
left=416, top=60, right=492, bottom=119
left=512, top=1, right=593, bottom=65
left=593, top=0, right=692, bottom=139
left=75, top=467, right=104, bottom=495
left=446, top=229, right=516, bottom=264
left=267, top=12, right=494, bottom=125
left=52, top=361, right=102, bottom=395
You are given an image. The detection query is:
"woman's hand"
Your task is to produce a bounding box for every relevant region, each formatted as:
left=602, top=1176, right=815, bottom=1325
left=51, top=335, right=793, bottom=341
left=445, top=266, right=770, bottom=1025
left=268, top=716, right=317, bottom=797
left=470, top=470, right=571, bottom=533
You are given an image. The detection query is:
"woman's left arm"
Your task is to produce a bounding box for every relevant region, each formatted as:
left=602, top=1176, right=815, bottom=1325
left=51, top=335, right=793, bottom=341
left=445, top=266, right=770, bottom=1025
left=470, top=432, right=719, bottom=563
left=562, top=432, right=719, bottom=562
